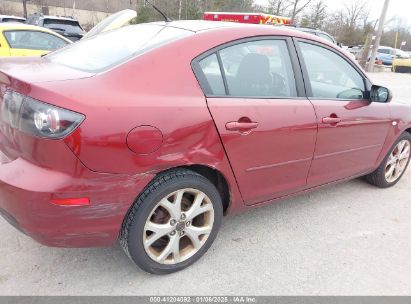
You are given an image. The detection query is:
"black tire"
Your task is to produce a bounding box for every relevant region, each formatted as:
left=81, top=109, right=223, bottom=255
left=366, top=132, right=411, bottom=188
left=120, top=168, right=223, bottom=274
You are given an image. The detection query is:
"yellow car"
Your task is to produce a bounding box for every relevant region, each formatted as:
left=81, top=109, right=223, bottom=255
left=392, top=49, right=411, bottom=73
left=0, top=23, right=71, bottom=57
left=393, top=58, right=411, bottom=73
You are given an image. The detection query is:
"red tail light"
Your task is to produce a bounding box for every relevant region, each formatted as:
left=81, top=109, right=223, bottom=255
left=1, top=91, right=85, bottom=139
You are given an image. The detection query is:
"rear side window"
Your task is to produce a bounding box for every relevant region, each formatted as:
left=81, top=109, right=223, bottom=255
left=219, top=40, right=297, bottom=97
left=4, top=30, right=68, bottom=51
left=48, top=24, right=192, bottom=73
left=299, top=42, right=365, bottom=100
left=199, top=54, right=226, bottom=95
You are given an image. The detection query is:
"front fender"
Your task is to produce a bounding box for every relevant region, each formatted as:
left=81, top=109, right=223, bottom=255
left=375, top=104, right=411, bottom=167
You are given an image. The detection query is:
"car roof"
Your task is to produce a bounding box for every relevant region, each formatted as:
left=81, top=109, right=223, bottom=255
left=152, top=20, right=326, bottom=39
left=151, top=20, right=239, bottom=32
left=289, top=27, right=318, bottom=33
left=154, top=21, right=340, bottom=54
left=0, top=23, right=72, bottom=42
left=0, top=23, right=50, bottom=31
left=0, top=15, right=26, bottom=20
left=37, top=15, right=80, bottom=22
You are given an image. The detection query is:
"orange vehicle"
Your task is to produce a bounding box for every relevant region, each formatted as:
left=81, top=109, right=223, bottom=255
left=203, top=12, right=292, bottom=25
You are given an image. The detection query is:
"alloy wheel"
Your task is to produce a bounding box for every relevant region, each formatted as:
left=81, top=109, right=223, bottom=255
left=143, top=188, right=214, bottom=265
left=385, top=139, right=411, bottom=183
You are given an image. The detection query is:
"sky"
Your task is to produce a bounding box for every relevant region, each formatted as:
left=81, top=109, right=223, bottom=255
left=256, top=0, right=411, bottom=25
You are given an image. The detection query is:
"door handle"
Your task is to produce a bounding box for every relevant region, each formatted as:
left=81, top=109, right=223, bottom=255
left=225, top=121, right=259, bottom=132
left=322, top=116, right=342, bottom=125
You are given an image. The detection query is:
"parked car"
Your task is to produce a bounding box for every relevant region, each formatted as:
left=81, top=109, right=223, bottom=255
left=0, top=15, right=26, bottom=23
left=287, top=26, right=336, bottom=44
left=393, top=58, right=411, bottom=73
left=203, top=12, right=292, bottom=25
left=0, top=23, right=71, bottom=57
left=376, top=46, right=398, bottom=65
left=377, top=47, right=410, bottom=67
left=0, top=21, right=410, bottom=275
left=26, top=13, right=85, bottom=41
left=346, top=45, right=363, bottom=60
left=393, top=50, right=411, bottom=73
left=286, top=26, right=356, bottom=60
left=394, top=48, right=411, bottom=59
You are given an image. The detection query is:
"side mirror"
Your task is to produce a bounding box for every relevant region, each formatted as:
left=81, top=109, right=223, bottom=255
left=370, top=85, right=392, bottom=103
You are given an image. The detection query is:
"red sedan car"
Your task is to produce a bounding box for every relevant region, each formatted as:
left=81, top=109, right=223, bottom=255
left=0, top=21, right=410, bottom=274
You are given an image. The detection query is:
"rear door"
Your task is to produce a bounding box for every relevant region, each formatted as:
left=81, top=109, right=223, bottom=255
left=193, top=37, right=318, bottom=205
left=295, top=39, right=392, bottom=187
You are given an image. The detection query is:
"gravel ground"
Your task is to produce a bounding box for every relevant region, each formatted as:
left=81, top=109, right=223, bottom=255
left=0, top=72, right=410, bottom=296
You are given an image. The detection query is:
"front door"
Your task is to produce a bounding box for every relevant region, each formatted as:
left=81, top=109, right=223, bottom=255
left=296, top=40, right=392, bottom=187
left=194, top=38, right=317, bottom=205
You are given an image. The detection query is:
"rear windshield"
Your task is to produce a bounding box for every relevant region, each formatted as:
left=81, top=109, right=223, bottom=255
left=43, top=19, right=83, bottom=34
left=47, top=24, right=193, bottom=73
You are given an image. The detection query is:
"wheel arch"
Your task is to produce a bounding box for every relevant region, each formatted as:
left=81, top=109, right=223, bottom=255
left=134, top=165, right=232, bottom=215
left=177, top=164, right=231, bottom=215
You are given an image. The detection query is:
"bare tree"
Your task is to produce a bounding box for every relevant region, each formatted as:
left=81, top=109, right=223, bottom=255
left=300, top=0, right=327, bottom=29
left=288, top=0, right=313, bottom=22
left=344, top=0, right=368, bottom=29
left=267, top=0, right=290, bottom=15
left=23, top=0, right=28, bottom=18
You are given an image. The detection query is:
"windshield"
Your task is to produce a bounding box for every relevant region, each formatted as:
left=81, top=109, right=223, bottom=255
left=43, top=19, right=83, bottom=34
left=47, top=24, right=193, bottom=73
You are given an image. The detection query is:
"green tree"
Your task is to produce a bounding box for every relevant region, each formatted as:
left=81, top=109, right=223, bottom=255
left=135, top=5, right=152, bottom=23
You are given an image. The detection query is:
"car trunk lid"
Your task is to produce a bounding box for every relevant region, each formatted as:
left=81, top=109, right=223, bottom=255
left=0, top=56, right=94, bottom=83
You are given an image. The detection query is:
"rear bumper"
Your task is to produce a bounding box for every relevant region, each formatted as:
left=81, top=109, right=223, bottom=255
left=394, top=66, right=411, bottom=73
left=0, top=156, right=154, bottom=248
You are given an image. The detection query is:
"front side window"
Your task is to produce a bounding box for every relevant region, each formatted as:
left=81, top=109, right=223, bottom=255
left=4, top=30, right=68, bottom=51
left=218, top=40, right=297, bottom=97
left=299, top=42, right=365, bottom=100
